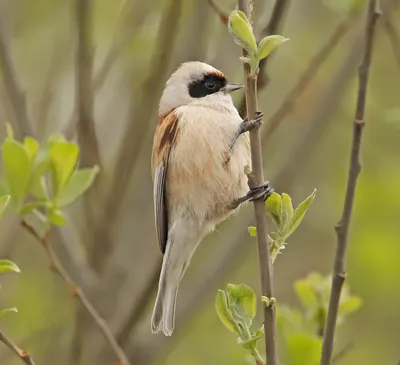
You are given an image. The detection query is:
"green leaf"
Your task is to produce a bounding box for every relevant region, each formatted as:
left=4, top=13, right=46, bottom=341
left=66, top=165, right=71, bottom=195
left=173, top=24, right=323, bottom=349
left=49, top=141, right=79, bottom=196
left=56, top=166, right=100, bottom=207
left=339, top=296, right=363, bottom=315
left=0, top=259, right=20, bottom=274
left=19, top=200, right=50, bottom=215
left=227, top=284, right=257, bottom=323
left=23, top=137, right=39, bottom=161
left=294, top=280, right=318, bottom=309
left=228, top=10, right=257, bottom=54
left=287, top=189, right=317, bottom=237
left=29, top=150, right=51, bottom=200
left=265, top=192, right=282, bottom=226
left=0, top=307, right=18, bottom=320
left=0, top=195, right=10, bottom=218
left=281, top=193, right=293, bottom=232
left=257, top=35, right=289, bottom=61
left=287, top=333, right=322, bottom=365
left=48, top=208, right=66, bottom=226
left=215, top=290, right=236, bottom=333
left=239, top=328, right=264, bottom=350
left=248, top=226, right=257, bottom=237
left=1, top=139, right=32, bottom=205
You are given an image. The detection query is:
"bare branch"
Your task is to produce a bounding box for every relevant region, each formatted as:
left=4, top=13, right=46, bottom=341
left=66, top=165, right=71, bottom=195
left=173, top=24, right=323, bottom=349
left=20, top=221, right=131, bottom=365
left=261, top=18, right=353, bottom=141
left=383, top=12, right=400, bottom=70
left=238, top=1, right=277, bottom=364
left=0, top=19, right=33, bottom=138
left=75, top=0, right=101, bottom=169
left=239, top=0, right=292, bottom=116
left=0, top=328, right=36, bottom=365
left=320, top=2, right=381, bottom=365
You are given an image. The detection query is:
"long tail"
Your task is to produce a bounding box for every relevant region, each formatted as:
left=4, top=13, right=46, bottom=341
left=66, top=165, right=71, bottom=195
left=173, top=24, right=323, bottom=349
left=151, top=220, right=207, bottom=336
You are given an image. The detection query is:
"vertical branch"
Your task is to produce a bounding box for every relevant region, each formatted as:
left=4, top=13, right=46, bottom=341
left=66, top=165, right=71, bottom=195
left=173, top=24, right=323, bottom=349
left=75, top=0, right=101, bottom=168
left=0, top=20, right=33, bottom=138
left=238, top=1, right=277, bottom=365
left=320, top=2, right=380, bottom=365
left=0, top=329, right=35, bottom=365
left=239, top=0, right=291, bottom=116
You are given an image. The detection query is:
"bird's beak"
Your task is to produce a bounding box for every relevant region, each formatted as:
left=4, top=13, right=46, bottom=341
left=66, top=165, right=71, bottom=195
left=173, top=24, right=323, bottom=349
left=221, top=83, right=244, bottom=93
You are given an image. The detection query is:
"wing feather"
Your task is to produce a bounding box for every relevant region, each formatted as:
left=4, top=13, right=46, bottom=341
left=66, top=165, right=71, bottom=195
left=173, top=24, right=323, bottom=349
left=151, top=110, right=179, bottom=254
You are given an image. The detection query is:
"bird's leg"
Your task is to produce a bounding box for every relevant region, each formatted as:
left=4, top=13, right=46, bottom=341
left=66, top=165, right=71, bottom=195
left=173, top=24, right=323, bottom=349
left=227, top=111, right=264, bottom=152
left=229, top=181, right=274, bottom=210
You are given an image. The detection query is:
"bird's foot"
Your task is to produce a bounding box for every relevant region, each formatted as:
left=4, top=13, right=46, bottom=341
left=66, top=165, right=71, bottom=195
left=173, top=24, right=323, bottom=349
left=239, top=111, right=264, bottom=134
left=229, top=181, right=274, bottom=209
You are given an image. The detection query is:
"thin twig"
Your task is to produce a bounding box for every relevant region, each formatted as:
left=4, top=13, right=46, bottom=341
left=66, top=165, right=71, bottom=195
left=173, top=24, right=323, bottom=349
left=239, top=0, right=291, bottom=116
left=20, top=221, right=131, bottom=365
left=261, top=18, right=353, bottom=141
left=0, top=329, right=35, bottom=365
left=383, top=13, right=400, bottom=70
left=320, top=2, right=381, bottom=365
left=206, top=0, right=229, bottom=24
left=238, top=1, right=277, bottom=365
left=0, top=19, right=33, bottom=138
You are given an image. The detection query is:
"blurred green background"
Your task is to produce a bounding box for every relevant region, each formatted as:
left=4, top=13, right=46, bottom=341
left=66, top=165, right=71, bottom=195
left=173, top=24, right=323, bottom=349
left=0, top=0, right=399, bottom=364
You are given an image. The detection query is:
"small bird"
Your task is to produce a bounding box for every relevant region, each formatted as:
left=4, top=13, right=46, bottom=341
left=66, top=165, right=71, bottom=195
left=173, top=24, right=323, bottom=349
left=151, top=61, right=272, bottom=336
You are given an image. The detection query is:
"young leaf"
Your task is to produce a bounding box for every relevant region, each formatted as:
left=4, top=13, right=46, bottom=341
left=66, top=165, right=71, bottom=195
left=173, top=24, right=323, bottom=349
left=287, top=189, right=317, bottom=237
left=0, top=307, right=18, bottom=320
left=265, top=192, right=282, bottom=226
left=49, top=141, right=79, bottom=196
left=281, top=193, right=293, bottom=232
left=239, top=328, right=264, bottom=349
left=48, top=208, right=66, bottom=226
left=248, top=226, right=257, bottom=237
left=23, top=137, right=39, bottom=161
left=56, top=166, right=100, bottom=208
left=0, top=195, right=10, bottom=218
left=228, top=10, right=257, bottom=55
left=0, top=259, right=20, bottom=274
left=215, top=290, right=236, bottom=333
left=227, top=284, right=257, bottom=323
left=257, top=35, right=289, bottom=61
left=1, top=139, right=32, bottom=205
left=19, top=200, right=50, bottom=215
left=29, top=150, right=51, bottom=200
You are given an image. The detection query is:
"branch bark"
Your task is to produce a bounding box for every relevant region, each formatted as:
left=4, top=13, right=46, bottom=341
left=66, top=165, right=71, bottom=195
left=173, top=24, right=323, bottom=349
left=320, top=2, right=381, bottom=365
left=20, top=221, right=131, bottom=365
left=0, top=328, right=36, bottom=365
left=238, top=1, right=277, bottom=364
left=239, top=0, right=291, bottom=116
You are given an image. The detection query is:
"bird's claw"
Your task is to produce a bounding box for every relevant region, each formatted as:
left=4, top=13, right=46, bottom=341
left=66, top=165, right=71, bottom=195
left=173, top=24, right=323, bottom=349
left=247, top=181, right=274, bottom=202
left=239, top=112, right=264, bottom=134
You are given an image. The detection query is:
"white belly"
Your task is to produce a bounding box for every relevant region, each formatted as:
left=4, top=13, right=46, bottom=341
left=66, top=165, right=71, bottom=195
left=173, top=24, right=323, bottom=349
left=166, top=104, right=251, bottom=225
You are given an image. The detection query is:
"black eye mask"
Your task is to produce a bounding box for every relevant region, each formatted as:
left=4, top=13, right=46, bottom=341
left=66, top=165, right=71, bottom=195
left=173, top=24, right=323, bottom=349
left=188, top=74, right=227, bottom=98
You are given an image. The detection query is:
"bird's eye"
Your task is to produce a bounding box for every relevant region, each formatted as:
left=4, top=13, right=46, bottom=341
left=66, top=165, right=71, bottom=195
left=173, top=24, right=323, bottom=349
left=204, top=80, right=216, bottom=89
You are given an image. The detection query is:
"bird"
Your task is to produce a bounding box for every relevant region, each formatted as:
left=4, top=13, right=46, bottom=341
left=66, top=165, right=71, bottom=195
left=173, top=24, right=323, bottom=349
left=151, top=61, right=272, bottom=336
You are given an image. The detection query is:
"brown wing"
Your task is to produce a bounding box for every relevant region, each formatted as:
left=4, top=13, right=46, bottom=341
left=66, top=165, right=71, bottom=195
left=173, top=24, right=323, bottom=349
left=151, top=110, right=179, bottom=254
